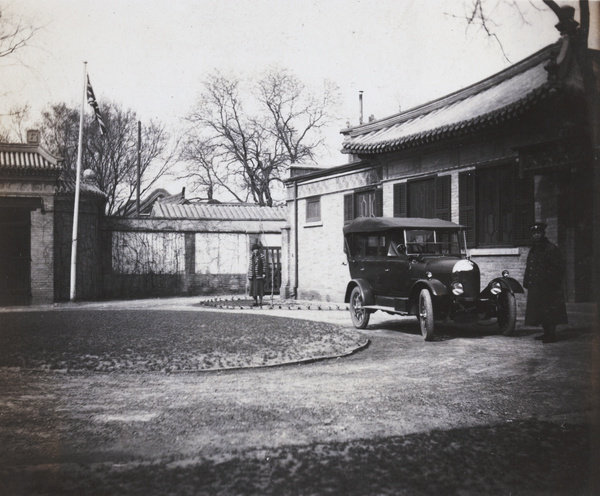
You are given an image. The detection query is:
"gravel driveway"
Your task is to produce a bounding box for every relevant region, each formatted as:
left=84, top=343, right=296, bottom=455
left=0, top=297, right=598, bottom=495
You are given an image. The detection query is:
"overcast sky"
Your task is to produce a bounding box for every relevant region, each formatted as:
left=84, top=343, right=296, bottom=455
left=2, top=0, right=596, bottom=173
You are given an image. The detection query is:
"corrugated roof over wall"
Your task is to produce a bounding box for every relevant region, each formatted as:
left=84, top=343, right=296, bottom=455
left=152, top=202, right=287, bottom=221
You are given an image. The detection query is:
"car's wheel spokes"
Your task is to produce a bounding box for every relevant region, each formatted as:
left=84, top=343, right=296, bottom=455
left=349, top=287, right=370, bottom=329
left=418, top=288, right=435, bottom=341
left=419, top=302, right=428, bottom=320
left=352, top=295, right=364, bottom=318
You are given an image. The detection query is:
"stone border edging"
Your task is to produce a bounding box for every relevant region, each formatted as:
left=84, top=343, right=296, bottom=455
left=160, top=337, right=371, bottom=374
left=199, top=297, right=349, bottom=312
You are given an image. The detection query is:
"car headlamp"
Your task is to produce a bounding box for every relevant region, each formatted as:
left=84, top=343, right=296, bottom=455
left=490, top=281, right=502, bottom=295
left=451, top=282, right=464, bottom=296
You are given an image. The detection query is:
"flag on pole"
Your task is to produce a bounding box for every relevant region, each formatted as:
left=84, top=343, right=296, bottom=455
left=86, top=75, right=107, bottom=135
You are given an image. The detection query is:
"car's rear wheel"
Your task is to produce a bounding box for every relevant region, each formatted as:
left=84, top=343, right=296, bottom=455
left=418, top=288, right=435, bottom=341
left=349, top=287, right=370, bottom=329
left=497, top=291, right=517, bottom=336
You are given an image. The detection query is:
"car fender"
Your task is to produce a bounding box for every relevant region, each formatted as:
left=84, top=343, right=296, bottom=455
left=480, top=276, right=525, bottom=298
left=344, top=279, right=376, bottom=305
left=410, top=279, right=448, bottom=298
left=406, top=279, right=448, bottom=316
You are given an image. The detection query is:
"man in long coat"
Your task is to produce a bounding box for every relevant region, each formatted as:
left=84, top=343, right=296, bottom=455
left=523, top=222, right=568, bottom=343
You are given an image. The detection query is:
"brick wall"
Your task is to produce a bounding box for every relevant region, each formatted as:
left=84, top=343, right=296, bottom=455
left=471, top=251, right=528, bottom=320
left=293, top=193, right=534, bottom=314
left=283, top=167, right=374, bottom=301
left=30, top=197, right=54, bottom=305
left=54, top=195, right=105, bottom=302
left=296, top=193, right=349, bottom=302
left=286, top=166, right=538, bottom=308
left=101, top=218, right=285, bottom=300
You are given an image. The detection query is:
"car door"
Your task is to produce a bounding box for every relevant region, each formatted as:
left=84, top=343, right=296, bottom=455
left=381, top=231, right=410, bottom=296
left=356, top=233, right=386, bottom=293
left=345, top=233, right=365, bottom=281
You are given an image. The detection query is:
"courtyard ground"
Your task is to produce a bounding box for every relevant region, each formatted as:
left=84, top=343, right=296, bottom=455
left=0, top=296, right=598, bottom=495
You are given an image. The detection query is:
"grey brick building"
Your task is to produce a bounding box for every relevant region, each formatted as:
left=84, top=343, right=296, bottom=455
left=284, top=40, right=597, bottom=308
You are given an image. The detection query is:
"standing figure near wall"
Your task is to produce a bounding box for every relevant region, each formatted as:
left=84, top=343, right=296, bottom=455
left=523, top=222, right=568, bottom=343
left=248, top=243, right=266, bottom=307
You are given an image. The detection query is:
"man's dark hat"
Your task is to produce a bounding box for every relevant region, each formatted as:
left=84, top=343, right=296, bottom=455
left=251, top=243, right=260, bottom=250
left=530, top=222, right=547, bottom=232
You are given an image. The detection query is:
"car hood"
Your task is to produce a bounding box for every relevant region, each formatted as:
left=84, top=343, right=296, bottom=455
left=415, top=257, right=479, bottom=275
left=419, top=257, right=480, bottom=295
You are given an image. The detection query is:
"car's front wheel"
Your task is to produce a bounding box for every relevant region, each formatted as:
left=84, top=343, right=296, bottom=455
left=349, top=287, right=370, bottom=329
left=497, top=291, right=517, bottom=336
left=418, top=288, right=435, bottom=341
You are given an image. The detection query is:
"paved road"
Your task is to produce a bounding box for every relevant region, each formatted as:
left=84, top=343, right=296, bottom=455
left=0, top=297, right=598, bottom=495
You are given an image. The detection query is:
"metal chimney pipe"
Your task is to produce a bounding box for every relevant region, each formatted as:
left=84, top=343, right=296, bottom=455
left=359, top=91, right=364, bottom=125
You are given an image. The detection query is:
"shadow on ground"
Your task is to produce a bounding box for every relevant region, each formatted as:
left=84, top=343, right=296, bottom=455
left=1, top=420, right=592, bottom=496
left=362, top=316, right=595, bottom=343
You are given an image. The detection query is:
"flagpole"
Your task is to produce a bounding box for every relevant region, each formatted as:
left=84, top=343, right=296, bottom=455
left=70, top=61, right=88, bottom=301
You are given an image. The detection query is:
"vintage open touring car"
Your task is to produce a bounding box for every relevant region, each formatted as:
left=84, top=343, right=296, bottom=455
left=343, top=217, right=524, bottom=340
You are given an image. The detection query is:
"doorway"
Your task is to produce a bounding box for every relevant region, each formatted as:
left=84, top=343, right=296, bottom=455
left=263, top=246, right=281, bottom=295
left=0, top=208, right=31, bottom=305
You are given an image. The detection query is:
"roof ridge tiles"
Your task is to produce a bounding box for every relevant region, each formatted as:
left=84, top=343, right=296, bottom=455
left=343, top=72, right=554, bottom=153
left=0, top=142, right=63, bottom=174
left=343, top=41, right=560, bottom=137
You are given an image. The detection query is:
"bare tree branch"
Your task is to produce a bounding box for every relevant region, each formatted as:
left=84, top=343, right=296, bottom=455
left=0, top=7, right=40, bottom=141
left=0, top=104, right=30, bottom=142
left=182, top=68, right=339, bottom=206
left=38, top=101, right=178, bottom=215
left=0, top=8, right=38, bottom=59
left=447, top=0, right=519, bottom=62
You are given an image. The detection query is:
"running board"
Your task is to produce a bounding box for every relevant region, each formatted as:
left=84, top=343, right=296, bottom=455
left=363, top=305, right=409, bottom=315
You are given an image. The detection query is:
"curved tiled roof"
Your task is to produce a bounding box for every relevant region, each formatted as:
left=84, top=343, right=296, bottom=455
left=152, top=202, right=287, bottom=221
left=0, top=143, right=62, bottom=174
left=341, top=41, right=578, bottom=155
left=54, top=177, right=107, bottom=199
left=115, top=188, right=187, bottom=216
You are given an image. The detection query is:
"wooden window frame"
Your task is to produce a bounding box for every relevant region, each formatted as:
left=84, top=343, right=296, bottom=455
left=344, top=187, right=383, bottom=223
left=459, top=163, right=533, bottom=248
left=393, top=175, right=450, bottom=220
left=305, top=196, right=321, bottom=223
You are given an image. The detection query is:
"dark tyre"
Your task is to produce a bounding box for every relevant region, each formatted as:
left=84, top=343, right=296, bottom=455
left=349, top=287, right=370, bottom=329
left=497, top=291, right=517, bottom=336
left=418, top=288, right=435, bottom=341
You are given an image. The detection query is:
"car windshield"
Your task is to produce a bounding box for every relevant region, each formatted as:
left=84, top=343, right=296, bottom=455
left=345, top=228, right=464, bottom=258
left=404, top=229, right=462, bottom=256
